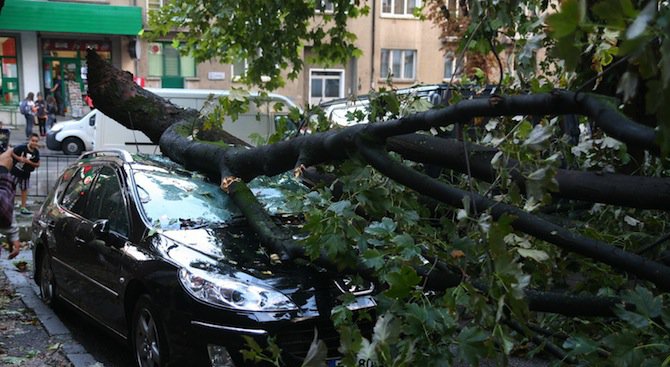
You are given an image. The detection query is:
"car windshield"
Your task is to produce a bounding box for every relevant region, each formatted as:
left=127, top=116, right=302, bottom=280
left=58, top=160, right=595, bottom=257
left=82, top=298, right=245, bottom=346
left=134, top=168, right=306, bottom=230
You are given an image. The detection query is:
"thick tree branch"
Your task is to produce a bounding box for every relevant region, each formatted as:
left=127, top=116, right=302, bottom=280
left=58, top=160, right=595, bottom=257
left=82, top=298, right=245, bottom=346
left=354, top=134, right=670, bottom=291
left=388, top=134, right=670, bottom=210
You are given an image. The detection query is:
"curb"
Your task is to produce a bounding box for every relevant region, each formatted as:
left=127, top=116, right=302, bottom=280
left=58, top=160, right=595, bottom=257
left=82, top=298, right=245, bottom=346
left=0, top=250, right=100, bottom=367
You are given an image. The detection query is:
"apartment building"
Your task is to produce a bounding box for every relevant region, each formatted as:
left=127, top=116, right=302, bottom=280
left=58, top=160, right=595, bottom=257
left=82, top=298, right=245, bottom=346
left=0, top=0, right=459, bottom=122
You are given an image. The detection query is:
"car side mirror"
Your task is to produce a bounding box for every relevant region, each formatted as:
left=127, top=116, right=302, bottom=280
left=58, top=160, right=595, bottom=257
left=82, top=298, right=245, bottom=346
left=93, top=219, right=110, bottom=235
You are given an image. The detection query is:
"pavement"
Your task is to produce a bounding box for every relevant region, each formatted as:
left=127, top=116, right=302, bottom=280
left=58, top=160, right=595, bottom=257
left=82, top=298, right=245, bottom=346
left=1, top=119, right=102, bottom=367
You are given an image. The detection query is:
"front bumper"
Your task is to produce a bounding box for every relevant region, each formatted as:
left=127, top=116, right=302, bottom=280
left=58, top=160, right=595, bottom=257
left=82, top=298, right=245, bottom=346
left=46, top=131, right=61, bottom=151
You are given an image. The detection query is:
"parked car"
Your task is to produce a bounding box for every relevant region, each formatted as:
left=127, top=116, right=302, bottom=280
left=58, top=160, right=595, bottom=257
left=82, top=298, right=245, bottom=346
left=31, top=149, right=375, bottom=367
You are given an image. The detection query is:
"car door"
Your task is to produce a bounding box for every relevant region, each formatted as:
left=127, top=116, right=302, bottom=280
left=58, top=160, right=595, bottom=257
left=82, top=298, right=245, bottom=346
left=74, top=165, right=131, bottom=330
left=51, top=164, right=101, bottom=306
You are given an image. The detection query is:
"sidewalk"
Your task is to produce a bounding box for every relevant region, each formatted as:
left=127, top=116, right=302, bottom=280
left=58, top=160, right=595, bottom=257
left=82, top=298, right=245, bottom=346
left=1, top=229, right=100, bottom=367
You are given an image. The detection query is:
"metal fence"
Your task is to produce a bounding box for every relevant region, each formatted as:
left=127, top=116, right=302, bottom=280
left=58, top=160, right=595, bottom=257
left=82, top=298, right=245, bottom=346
left=28, top=154, right=79, bottom=198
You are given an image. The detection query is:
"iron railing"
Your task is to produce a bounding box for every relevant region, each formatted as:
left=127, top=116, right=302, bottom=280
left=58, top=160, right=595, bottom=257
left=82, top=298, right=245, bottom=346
left=27, top=154, right=79, bottom=198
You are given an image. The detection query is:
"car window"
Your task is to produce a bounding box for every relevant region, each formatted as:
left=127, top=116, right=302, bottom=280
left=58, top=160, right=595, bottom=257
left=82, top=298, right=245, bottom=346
left=60, top=165, right=100, bottom=216
left=82, top=166, right=130, bottom=236
left=134, top=169, right=307, bottom=231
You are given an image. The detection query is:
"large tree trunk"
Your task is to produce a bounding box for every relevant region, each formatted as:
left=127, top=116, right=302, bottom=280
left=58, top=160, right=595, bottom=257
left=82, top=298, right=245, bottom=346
left=86, top=50, right=670, bottom=299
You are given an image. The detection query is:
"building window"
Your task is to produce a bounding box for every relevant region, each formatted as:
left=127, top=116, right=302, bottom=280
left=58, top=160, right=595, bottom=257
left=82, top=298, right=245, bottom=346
left=380, top=49, right=416, bottom=80
left=443, top=52, right=463, bottom=80
left=231, top=58, right=248, bottom=81
left=381, top=0, right=420, bottom=16
left=0, top=37, right=18, bottom=105
left=146, top=0, right=164, bottom=20
left=147, top=42, right=196, bottom=78
left=316, top=0, right=335, bottom=12
left=309, top=69, right=344, bottom=105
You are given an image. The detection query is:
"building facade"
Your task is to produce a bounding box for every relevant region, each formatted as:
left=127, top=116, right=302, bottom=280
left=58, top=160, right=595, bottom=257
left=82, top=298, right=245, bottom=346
left=0, top=0, right=456, bottom=123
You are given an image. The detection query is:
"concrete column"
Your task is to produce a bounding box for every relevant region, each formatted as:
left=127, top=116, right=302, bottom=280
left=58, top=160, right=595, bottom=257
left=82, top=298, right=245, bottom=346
left=19, top=31, right=40, bottom=98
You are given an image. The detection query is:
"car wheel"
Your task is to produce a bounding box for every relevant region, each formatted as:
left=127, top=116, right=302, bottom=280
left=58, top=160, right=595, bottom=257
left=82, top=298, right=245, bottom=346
left=132, top=295, right=169, bottom=367
left=61, top=137, right=84, bottom=155
left=39, top=250, right=58, bottom=306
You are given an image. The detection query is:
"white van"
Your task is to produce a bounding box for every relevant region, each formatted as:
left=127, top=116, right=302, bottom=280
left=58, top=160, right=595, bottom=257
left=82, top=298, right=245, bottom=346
left=46, top=109, right=157, bottom=155
left=45, top=89, right=301, bottom=155
left=147, top=88, right=301, bottom=145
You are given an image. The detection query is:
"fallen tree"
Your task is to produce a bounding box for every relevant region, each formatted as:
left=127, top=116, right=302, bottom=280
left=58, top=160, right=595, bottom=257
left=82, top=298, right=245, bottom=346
left=87, top=49, right=670, bottom=364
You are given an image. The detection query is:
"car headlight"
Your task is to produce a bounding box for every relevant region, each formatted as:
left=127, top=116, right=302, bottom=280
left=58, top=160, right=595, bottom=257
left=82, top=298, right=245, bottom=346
left=50, top=123, right=64, bottom=132
left=178, top=268, right=298, bottom=311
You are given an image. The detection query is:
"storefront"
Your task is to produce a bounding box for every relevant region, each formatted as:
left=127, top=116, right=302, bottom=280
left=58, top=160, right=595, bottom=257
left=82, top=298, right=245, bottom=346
left=42, top=39, right=112, bottom=117
left=0, top=0, right=141, bottom=122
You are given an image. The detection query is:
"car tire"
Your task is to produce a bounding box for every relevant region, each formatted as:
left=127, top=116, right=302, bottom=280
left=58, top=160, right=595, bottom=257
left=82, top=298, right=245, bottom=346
left=132, top=295, right=170, bottom=367
left=61, top=137, right=84, bottom=155
left=39, top=250, right=58, bottom=306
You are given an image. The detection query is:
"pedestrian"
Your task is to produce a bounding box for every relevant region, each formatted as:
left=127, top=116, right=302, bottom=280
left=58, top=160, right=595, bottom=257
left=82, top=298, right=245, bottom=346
left=46, top=95, right=57, bottom=130
left=35, top=92, right=47, bottom=137
left=0, top=121, right=9, bottom=153
left=11, top=133, right=40, bottom=216
left=50, top=74, right=64, bottom=116
left=19, top=92, right=36, bottom=138
left=0, top=148, right=21, bottom=259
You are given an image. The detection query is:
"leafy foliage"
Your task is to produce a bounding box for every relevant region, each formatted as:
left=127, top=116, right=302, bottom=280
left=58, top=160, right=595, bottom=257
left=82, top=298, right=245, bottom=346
left=148, top=0, right=670, bottom=365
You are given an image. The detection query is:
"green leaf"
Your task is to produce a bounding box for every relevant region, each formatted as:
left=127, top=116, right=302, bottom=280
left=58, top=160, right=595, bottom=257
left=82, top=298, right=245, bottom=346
left=516, top=248, right=550, bottom=262
left=327, top=200, right=353, bottom=215
left=384, top=266, right=421, bottom=299
left=455, top=326, right=489, bottom=365
left=614, top=307, right=649, bottom=328
left=563, top=335, right=599, bottom=355
left=365, top=217, right=397, bottom=237
left=546, top=0, right=582, bottom=38
left=623, top=286, right=662, bottom=318
left=362, top=249, right=385, bottom=270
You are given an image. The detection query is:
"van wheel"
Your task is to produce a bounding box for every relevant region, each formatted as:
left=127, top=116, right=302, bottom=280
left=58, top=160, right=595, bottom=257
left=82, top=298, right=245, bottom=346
left=62, top=137, right=84, bottom=155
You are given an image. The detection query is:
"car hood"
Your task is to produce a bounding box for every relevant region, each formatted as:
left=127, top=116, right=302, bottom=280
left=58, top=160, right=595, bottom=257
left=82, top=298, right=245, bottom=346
left=159, top=225, right=340, bottom=311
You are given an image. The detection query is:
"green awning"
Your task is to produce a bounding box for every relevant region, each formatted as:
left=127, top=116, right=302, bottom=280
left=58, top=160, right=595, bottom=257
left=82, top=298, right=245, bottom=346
left=0, top=0, right=142, bottom=35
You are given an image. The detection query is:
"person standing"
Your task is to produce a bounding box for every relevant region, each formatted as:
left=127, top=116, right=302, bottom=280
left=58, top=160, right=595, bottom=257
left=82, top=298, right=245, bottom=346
left=19, top=92, right=36, bottom=138
left=34, top=92, right=47, bottom=137
left=50, top=74, right=64, bottom=116
left=0, top=148, right=21, bottom=259
left=11, top=134, right=40, bottom=216
left=46, top=95, right=57, bottom=130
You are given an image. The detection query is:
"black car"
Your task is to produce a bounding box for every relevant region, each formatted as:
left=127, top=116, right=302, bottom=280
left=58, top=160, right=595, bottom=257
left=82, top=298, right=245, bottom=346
left=31, top=149, right=375, bottom=367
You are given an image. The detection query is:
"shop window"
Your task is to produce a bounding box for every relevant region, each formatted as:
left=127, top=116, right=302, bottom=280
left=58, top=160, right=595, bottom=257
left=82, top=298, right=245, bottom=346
left=0, top=37, right=18, bottom=105
left=147, top=42, right=196, bottom=78
left=381, top=0, right=421, bottom=16
left=380, top=49, right=416, bottom=80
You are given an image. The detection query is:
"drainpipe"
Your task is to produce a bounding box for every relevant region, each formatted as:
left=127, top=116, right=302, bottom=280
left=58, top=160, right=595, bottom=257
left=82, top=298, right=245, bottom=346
left=370, top=0, right=376, bottom=90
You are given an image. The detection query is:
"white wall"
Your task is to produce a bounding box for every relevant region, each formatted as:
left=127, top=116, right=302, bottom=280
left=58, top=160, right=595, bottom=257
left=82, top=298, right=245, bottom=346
left=19, top=31, right=40, bottom=98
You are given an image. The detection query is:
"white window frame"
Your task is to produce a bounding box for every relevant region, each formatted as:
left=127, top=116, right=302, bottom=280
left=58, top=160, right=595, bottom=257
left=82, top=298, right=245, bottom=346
left=381, top=0, right=421, bottom=17
left=316, top=0, right=335, bottom=13
left=309, top=68, right=345, bottom=106
left=146, top=0, right=164, bottom=21
left=380, top=49, right=416, bottom=81
left=231, top=59, right=248, bottom=82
